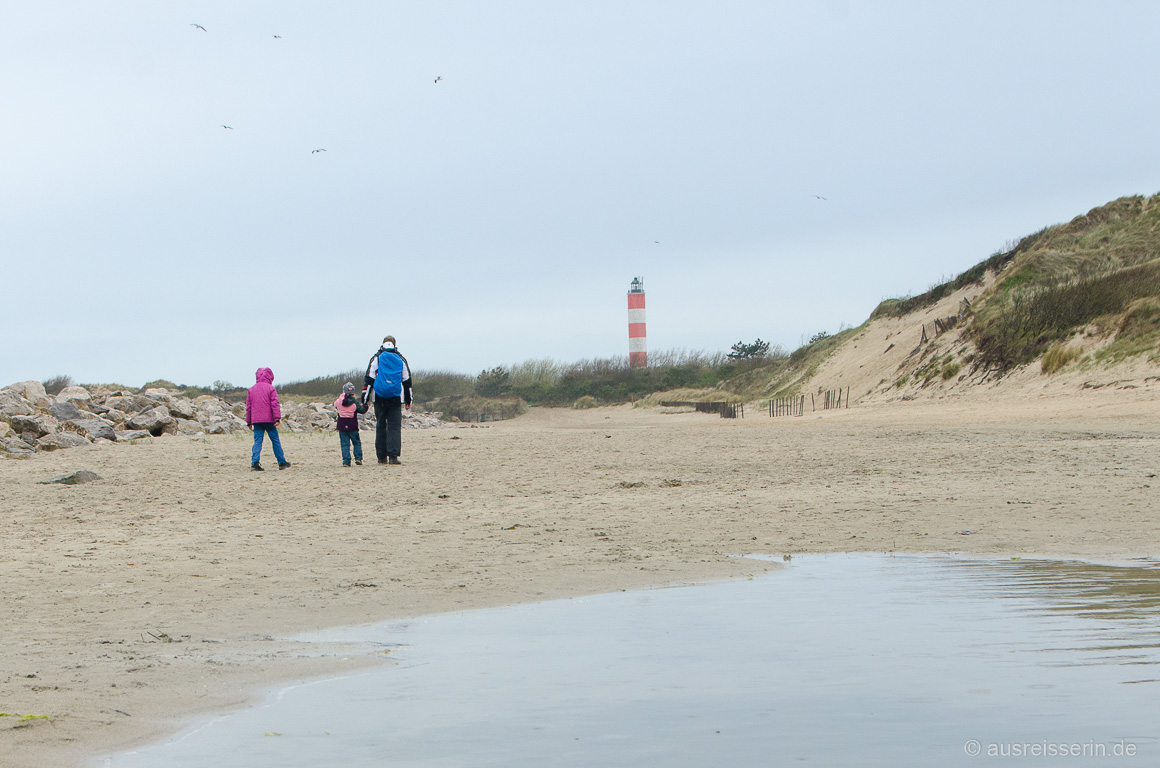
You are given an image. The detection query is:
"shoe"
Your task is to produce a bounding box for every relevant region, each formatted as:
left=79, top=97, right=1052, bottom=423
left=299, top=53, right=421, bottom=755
left=388, top=456, right=402, bottom=465
left=378, top=459, right=389, bottom=464
left=251, top=463, right=264, bottom=471
left=278, top=462, right=291, bottom=470
left=355, top=459, right=362, bottom=465
left=343, top=462, right=351, bottom=467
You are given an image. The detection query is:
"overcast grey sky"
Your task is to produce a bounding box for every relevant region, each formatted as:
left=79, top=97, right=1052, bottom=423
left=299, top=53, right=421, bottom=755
left=4, top=1, right=1159, bottom=387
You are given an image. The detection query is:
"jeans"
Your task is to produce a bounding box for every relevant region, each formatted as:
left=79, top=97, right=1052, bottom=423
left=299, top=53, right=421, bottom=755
left=374, top=397, right=402, bottom=461
left=339, top=430, right=363, bottom=464
left=251, top=423, right=287, bottom=465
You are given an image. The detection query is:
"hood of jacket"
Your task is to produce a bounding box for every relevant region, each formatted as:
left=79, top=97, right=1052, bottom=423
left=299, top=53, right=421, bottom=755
left=255, top=367, right=274, bottom=384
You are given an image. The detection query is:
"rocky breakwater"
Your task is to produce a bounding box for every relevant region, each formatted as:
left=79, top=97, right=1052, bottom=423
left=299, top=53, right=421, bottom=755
left=0, top=381, right=446, bottom=457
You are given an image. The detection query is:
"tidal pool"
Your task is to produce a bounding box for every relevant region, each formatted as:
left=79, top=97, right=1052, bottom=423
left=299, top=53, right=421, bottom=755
left=99, top=554, right=1160, bottom=766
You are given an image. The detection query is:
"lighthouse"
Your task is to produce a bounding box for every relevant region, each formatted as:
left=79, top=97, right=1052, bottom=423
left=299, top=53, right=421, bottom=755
left=627, top=276, right=646, bottom=368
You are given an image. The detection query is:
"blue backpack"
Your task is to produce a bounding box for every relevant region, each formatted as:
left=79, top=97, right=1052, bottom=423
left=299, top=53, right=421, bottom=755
left=373, top=351, right=404, bottom=398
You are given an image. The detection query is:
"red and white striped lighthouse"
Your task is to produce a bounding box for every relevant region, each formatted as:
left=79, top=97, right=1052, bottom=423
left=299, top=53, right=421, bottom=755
left=627, top=276, right=646, bottom=368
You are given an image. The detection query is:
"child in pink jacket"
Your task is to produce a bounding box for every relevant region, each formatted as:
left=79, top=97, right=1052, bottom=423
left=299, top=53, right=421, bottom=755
left=246, top=367, right=290, bottom=471
left=334, top=381, right=367, bottom=466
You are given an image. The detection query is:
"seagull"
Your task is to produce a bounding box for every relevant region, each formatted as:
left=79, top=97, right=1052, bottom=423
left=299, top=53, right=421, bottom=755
left=434, top=76, right=442, bottom=83
left=813, top=195, right=828, bottom=201
left=191, top=23, right=206, bottom=32
left=272, top=35, right=282, bottom=38
left=311, top=148, right=326, bottom=154
left=221, top=125, right=233, bottom=129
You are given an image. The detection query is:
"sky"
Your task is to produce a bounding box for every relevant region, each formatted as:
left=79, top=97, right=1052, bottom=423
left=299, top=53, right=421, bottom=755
left=4, top=1, right=1160, bottom=388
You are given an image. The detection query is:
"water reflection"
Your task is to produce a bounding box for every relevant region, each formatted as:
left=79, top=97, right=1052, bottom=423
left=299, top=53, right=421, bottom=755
left=939, top=558, right=1160, bottom=671
left=101, top=554, right=1160, bottom=768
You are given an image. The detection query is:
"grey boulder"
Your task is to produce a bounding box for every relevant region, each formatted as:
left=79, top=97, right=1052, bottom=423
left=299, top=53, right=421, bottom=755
left=125, top=406, right=173, bottom=435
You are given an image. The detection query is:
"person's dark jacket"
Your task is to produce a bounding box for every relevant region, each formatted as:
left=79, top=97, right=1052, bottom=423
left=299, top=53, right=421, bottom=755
left=362, top=346, right=412, bottom=406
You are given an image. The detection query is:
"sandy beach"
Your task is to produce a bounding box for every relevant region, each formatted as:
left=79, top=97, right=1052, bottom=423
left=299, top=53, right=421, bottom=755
left=2, top=394, right=1159, bottom=767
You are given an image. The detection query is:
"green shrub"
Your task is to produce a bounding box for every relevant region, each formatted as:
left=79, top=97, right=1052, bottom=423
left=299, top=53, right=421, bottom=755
left=1094, top=297, right=1160, bottom=363
left=41, top=375, right=73, bottom=395
left=572, top=395, right=598, bottom=409
left=140, top=379, right=178, bottom=391
left=972, top=261, right=1160, bottom=370
left=279, top=369, right=364, bottom=398
left=431, top=395, right=527, bottom=422
left=1040, top=342, right=1083, bottom=374
left=941, top=361, right=961, bottom=380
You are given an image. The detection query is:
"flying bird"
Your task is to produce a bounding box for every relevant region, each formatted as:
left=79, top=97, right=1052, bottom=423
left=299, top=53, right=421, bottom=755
left=221, top=125, right=233, bottom=129
left=312, top=148, right=326, bottom=154
left=272, top=35, right=282, bottom=38
left=434, top=76, right=442, bottom=83
left=813, top=195, right=828, bottom=201
left=190, top=23, right=206, bottom=31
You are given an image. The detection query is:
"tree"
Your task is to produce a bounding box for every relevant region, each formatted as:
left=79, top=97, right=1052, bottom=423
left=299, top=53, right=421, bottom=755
left=728, top=338, right=771, bottom=360
left=475, top=366, right=511, bottom=397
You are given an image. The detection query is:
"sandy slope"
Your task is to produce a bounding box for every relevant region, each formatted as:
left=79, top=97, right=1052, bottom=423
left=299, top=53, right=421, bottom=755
left=2, top=393, right=1159, bottom=766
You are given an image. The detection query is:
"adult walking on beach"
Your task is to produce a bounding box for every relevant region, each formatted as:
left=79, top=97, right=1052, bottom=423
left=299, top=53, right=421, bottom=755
left=361, top=335, right=412, bottom=465
left=246, top=367, right=291, bottom=471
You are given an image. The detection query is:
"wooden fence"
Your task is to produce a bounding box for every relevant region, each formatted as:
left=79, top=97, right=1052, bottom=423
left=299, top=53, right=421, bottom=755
left=769, top=395, right=805, bottom=417
left=819, top=387, right=850, bottom=410
left=659, top=401, right=744, bottom=418
left=769, top=387, right=851, bottom=417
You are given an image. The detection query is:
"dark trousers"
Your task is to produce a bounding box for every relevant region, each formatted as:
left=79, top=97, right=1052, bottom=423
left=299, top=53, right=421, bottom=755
left=374, top=397, right=402, bottom=461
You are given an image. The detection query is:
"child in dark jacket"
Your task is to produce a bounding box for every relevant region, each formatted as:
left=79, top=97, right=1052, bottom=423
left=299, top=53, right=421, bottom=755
left=334, top=382, right=367, bottom=466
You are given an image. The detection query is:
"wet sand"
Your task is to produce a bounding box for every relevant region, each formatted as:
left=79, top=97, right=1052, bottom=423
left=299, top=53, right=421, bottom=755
left=2, top=398, right=1158, bottom=767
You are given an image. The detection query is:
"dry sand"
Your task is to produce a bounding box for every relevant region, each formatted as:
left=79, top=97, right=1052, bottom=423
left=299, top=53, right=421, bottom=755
left=2, top=395, right=1159, bottom=767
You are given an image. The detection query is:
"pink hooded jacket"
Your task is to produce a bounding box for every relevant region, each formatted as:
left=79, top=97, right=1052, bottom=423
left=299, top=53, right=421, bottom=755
left=245, top=367, right=282, bottom=425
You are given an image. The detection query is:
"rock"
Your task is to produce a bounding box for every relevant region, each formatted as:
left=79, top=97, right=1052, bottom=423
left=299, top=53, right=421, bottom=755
left=0, top=398, right=35, bottom=419
left=203, top=415, right=246, bottom=434
left=102, top=408, right=128, bottom=424
left=10, top=413, right=59, bottom=438
left=0, top=421, right=10, bottom=439
left=115, top=429, right=153, bottom=441
left=56, top=385, right=92, bottom=403
left=174, top=418, right=204, bottom=436
left=49, top=401, right=86, bottom=422
left=2, top=381, right=47, bottom=402
left=1, top=437, right=34, bottom=457
left=38, top=470, right=102, bottom=485
left=37, top=432, right=91, bottom=451
left=126, top=406, right=173, bottom=435
left=104, top=395, right=154, bottom=414
left=142, top=388, right=172, bottom=402
left=68, top=419, right=117, bottom=441
left=167, top=398, right=197, bottom=419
